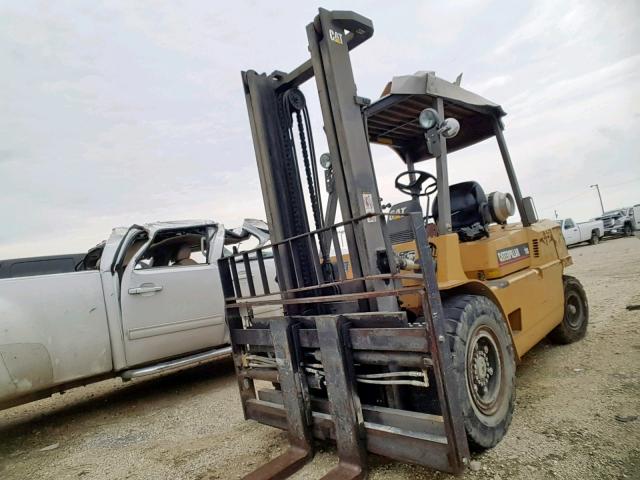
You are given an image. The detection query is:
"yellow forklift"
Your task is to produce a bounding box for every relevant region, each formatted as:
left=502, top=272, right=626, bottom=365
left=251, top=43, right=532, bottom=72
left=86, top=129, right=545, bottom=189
left=219, top=8, right=588, bottom=479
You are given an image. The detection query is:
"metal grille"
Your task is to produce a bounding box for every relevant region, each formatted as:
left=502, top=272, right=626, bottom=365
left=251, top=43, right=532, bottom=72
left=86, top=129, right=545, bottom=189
left=389, top=229, right=414, bottom=245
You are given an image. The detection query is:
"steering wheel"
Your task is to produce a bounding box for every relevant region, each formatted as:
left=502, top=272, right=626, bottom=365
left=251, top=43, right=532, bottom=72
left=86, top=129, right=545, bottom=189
left=395, top=170, right=437, bottom=197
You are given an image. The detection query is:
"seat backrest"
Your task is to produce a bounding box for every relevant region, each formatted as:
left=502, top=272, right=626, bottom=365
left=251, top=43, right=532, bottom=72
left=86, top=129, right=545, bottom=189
left=174, top=244, right=198, bottom=266
left=433, top=181, right=491, bottom=241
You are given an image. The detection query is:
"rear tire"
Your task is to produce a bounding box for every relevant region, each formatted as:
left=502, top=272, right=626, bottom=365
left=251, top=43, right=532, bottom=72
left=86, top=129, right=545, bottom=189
left=590, top=232, right=599, bottom=245
left=442, top=294, right=516, bottom=450
left=549, top=276, right=588, bottom=344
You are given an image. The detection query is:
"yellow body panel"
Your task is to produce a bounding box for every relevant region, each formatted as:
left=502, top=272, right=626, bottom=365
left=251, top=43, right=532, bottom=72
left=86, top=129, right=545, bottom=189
left=339, top=219, right=570, bottom=359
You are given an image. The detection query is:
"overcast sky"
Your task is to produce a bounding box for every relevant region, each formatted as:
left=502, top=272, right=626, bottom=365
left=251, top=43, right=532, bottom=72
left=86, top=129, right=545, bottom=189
left=1, top=0, right=639, bottom=258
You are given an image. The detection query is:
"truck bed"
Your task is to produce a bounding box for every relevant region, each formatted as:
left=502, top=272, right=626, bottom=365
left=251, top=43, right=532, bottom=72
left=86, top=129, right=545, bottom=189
left=0, top=253, right=86, bottom=279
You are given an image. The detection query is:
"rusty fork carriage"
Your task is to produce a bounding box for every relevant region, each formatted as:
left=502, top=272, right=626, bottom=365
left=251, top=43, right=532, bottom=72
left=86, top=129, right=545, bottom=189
left=219, top=213, right=470, bottom=479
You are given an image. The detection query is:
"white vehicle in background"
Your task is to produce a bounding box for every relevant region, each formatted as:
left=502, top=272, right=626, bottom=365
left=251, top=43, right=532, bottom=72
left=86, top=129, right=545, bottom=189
left=595, top=206, right=640, bottom=237
left=557, top=218, right=604, bottom=246
left=0, top=219, right=277, bottom=410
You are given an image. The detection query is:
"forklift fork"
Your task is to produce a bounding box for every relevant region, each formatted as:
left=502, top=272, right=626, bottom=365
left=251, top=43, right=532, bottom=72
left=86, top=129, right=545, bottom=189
left=243, top=318, right=314, bottom=480
left=314, top=315, right=367, bottom=480
left=242, top=315, right=367, bottom=480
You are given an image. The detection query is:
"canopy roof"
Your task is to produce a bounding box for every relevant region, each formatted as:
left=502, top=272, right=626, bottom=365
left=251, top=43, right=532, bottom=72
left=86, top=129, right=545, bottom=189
left=365, top=71, right=506, bottom=163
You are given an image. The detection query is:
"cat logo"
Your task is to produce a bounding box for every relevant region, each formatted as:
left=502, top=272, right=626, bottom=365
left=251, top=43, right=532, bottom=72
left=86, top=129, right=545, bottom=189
left=329, top=29, right=344, bottom=45
left=389, top=205, right=407, bottom=220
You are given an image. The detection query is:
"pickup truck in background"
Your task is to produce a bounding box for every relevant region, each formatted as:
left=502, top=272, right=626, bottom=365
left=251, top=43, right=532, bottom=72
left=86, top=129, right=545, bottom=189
left=557, top=218, right=604, bottom=246
left=0, top=219, right=277, bottom=410
left=595, top=206, right=640, bottom=237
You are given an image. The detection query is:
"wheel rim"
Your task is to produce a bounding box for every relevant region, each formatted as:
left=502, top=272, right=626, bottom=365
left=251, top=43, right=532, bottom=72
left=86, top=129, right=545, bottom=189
left=466, top=325, right=504, bottom=416
left=565, top=291, right=584, bottom=329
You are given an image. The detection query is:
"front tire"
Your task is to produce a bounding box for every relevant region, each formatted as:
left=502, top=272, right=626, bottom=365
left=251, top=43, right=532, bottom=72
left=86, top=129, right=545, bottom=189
left=549, top=275, right=588, bottom=344
left=442, top=294, right=516, bottom=450
left=624, top=224, right=633, bottom=237
left=590, top=232, right=599, bottom=245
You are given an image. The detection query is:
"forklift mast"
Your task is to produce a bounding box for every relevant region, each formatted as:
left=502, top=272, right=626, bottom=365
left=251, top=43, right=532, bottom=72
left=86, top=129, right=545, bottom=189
left=220, top=8, right=470, bottom=479
left=242, top=9, right=399, bottom=312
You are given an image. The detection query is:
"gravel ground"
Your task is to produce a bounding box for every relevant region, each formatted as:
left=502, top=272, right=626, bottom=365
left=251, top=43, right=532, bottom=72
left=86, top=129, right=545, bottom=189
left=1, top=237, right=638, bottom=480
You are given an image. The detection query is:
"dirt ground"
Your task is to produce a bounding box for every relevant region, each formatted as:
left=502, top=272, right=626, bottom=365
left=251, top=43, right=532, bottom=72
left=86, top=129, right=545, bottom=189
left=1, top=237, right=639, bottom=480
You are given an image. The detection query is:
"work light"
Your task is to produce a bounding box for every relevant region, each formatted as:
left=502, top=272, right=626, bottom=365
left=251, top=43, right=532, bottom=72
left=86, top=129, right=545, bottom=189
left=439, top=117, right=460, bottom=139
left=418, top=108, right=441, bottom=130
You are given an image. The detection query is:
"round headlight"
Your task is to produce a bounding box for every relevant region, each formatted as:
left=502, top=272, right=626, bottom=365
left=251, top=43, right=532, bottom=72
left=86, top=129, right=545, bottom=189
left=319, top=152, right=332, bottom=169
left=418, top=108, right=441, bottom=130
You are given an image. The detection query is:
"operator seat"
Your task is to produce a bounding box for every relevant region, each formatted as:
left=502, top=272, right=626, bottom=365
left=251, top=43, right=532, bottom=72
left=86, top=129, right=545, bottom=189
left=433, top=181, right=492, bottom=242
left=174, top=244, right=198, bottom=266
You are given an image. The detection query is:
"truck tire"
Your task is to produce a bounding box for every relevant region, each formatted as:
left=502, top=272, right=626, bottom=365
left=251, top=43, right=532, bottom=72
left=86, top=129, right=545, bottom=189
left=548, top=275, right=588, bottom=344
left=441, top=294, right=516, bottom=450
left=589, top=232, right=599, bottom=245
left=624, top=223, right=633, bottom=237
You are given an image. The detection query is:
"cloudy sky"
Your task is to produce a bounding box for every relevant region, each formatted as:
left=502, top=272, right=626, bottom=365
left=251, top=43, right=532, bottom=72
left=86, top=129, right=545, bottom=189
left=1, top=0, right=639, bottom=258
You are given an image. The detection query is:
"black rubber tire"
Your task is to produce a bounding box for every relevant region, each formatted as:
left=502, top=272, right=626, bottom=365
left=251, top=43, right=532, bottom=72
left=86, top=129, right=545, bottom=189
left=442, top=294, right=516, bottom=450
left=590, top=233, right=599, bottom=245
left=624, top=224, right=633, bottom=237
left=549, top=275, right=589, bottom=344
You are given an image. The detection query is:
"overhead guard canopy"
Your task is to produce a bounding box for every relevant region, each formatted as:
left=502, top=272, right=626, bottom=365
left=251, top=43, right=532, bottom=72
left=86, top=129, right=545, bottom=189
left=365, top=71, right=506, bottom=163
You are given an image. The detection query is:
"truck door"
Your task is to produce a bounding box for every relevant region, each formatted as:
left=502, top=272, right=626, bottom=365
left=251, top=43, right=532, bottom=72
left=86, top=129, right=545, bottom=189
left=119, top=226, right=226, bottom=367
left=563, top=219, right=579, bottom=245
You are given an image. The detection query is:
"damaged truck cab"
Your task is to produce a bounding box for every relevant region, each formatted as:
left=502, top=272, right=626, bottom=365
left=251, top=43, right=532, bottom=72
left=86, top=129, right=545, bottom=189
left=0, top=219, right=275, bottom=410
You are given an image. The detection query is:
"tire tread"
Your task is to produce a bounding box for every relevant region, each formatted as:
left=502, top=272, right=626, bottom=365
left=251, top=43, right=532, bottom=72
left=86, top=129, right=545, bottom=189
left=441, top=294, right=516, bottom=451
left=548, top=275, right=589, bottom=344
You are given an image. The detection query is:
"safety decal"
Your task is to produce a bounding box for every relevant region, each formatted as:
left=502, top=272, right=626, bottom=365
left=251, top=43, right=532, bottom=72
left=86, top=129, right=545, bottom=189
left=362, top=192, right=377, bottom=222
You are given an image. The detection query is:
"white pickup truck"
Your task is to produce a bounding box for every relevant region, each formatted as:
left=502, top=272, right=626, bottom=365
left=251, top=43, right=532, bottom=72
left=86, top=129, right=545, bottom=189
left=0, top=219, right=276, bottom=410
left=595, top=206, right=640, bottom=237
left=557, top=218, right=604, bottom=246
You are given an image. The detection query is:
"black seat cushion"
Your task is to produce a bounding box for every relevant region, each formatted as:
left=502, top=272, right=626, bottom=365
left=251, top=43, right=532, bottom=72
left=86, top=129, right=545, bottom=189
left=433, top=181, right=491, bottom=241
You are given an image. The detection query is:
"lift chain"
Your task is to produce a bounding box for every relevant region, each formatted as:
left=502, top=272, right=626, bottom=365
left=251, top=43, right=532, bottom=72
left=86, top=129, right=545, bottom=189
left=283, top=88, right=329, bottom=265
left=284, top=90, right=323, bottom=231
left=294, top=110, right=322, bottom=232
